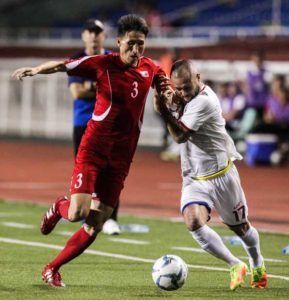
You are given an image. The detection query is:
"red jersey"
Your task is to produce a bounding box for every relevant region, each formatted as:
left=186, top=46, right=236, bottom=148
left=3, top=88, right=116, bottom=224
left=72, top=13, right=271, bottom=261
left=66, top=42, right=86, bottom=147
left=65, top=53, right=168, bottom=162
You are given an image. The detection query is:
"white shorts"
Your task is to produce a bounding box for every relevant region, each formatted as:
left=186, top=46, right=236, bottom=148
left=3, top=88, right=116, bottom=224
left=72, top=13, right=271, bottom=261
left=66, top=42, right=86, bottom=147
left=181, top=164, right=248, bottom=226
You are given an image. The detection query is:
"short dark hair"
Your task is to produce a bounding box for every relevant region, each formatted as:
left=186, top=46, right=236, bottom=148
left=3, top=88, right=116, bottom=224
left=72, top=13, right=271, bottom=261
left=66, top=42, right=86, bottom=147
left=170, top=59, right=191, bottom=76
left=83, top=19, right=104, bottom=34
left=117, top=14, right=149, bottom=37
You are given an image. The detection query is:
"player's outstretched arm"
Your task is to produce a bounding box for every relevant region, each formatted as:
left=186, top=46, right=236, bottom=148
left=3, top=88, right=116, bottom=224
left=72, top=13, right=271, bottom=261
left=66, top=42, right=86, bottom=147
left=12, top=60, right=66, bottom=80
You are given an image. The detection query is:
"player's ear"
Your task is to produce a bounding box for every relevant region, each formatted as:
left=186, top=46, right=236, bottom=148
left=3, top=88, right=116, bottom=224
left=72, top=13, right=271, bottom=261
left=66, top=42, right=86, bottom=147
left=81, top=31, right=86, bottom=43
left=117, top=38, right=121, bottom=47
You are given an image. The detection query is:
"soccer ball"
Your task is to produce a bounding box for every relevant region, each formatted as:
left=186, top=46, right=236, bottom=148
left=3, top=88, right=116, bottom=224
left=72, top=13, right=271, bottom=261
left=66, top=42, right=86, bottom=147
left=152, top=255, right=188, bottom=291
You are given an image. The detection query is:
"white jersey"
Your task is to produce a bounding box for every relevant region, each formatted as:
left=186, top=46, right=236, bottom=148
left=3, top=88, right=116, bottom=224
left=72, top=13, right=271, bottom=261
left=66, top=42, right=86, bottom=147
left=179, top=85, right=242, bottom=179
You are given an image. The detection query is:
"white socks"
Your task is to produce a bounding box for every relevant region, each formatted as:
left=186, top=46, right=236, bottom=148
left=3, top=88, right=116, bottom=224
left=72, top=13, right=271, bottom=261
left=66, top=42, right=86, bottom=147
left=239, top=226, right=263, bottom=268
left=191, top=225, right=241, bottom=266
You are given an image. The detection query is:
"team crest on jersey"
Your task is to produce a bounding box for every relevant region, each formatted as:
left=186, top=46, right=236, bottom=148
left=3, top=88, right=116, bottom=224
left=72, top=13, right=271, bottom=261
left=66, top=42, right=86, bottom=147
left=140, top=70, right=149, bottom=77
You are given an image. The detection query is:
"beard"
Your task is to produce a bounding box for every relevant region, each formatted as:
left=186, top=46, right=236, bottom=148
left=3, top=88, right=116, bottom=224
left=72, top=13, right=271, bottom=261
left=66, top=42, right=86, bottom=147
left=191, top=85, right=200, bottom=99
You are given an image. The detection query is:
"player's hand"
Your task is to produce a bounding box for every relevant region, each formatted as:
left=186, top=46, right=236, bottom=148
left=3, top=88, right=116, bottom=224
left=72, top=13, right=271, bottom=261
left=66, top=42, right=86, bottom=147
left=155, top=75, right=173, bottom=93
left=157, top=77, right=182, bottom=106
left=11, top=67, right=39, bottom=80
left=160, top=89, right=184, bottom=114
left=160, top=87, right=174, bottom=104
left=84, top=81, right=96, bottom=92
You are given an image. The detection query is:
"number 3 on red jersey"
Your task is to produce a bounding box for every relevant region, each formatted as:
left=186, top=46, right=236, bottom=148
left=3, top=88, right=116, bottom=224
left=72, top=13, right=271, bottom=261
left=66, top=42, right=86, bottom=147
left=131, top=81, right=138, bottom=98
left=74, top=173, right=83, bottom=189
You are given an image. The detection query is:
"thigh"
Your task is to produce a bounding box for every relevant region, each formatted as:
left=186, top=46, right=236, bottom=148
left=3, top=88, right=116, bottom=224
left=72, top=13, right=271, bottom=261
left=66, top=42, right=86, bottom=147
left=70, top=163, right=97, bottom=195
left=70, top=148, right=106, bottom=195
left=181, top=178, right=214, bottom=215
left=70, top=193, right=92, bottom=218
left=213, top=165, right=248, bottom=226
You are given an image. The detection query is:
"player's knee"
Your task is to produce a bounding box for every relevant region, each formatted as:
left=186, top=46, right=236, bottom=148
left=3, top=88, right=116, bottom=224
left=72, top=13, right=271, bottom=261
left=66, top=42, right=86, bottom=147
left=68, top=207, right=90, bottom=222
left=228, top=222, right=250, bottom=236
left=183, top=204, right=208, bottom=231
left=186, top=217, right=204, bottom=232
left=83, top=222, right=103, bottom=236
left=184, top=211, right=204, bottom=231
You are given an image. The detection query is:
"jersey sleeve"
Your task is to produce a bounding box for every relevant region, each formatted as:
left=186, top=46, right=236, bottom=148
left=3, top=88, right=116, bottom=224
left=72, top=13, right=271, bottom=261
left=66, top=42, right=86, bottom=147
left=65, top=55, right=103, bottom=79
left=179, top=96, right=213, bottom=131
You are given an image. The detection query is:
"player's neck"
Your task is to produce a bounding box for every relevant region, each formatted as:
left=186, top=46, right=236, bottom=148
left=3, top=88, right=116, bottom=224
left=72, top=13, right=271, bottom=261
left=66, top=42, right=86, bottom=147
left=190, top=83, right=205, bottom=101
left=85, top=47, right=103, bottom=56
left=199, top=83, right=205, bottom=92
left=119, top=55, right=140, bottom=68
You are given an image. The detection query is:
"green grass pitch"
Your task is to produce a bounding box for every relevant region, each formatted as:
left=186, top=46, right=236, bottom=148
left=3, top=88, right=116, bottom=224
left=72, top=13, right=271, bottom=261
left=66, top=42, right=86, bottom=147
left=0, top=200, right=289, bottom=299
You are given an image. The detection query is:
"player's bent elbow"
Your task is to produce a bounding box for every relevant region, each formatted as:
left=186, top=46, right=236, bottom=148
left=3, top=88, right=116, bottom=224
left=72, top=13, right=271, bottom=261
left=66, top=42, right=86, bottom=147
left=173, top=136, right=184, bottom=144
left=173, top=133, right=189, bottom=144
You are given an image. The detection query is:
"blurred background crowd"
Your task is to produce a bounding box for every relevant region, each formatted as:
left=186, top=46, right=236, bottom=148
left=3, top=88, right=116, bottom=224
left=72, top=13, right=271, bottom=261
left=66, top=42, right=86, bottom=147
left=0, top=0, right=289, bottom=166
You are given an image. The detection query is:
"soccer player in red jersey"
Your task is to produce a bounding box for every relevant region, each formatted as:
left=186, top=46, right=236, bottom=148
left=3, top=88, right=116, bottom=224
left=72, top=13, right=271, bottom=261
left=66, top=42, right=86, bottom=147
left=68, top=19, right=120, bottom=235
left=12, top=14, right=173, bottom=288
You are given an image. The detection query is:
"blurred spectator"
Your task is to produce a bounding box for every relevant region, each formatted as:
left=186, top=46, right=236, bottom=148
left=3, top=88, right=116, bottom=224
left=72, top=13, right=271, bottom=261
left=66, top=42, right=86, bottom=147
left=216, top=82, right=228, bottom=102
left=250, top=75, right=289, bottom=164
left=232, top=52, right=271, bottom=144
left=160, top=136, right=181, bottom=162
left=245, top=51, right=270, bottom=117
left=218, top=82, right=246, bottom=140
left=251, top=75, right=289, bottom=138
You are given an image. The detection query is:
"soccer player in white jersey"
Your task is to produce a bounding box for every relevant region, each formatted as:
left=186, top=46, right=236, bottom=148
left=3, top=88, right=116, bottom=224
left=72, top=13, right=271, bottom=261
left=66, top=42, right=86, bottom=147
left=154, top=59, right=267, bottom=291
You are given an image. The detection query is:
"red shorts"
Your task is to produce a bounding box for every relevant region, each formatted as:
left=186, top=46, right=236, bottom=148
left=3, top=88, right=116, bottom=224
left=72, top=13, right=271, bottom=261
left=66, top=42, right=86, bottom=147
left=70, top=148, right=131, bottom=208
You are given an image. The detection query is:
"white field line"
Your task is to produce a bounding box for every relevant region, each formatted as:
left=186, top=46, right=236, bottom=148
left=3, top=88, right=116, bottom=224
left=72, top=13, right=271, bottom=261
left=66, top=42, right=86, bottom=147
left=109, top=238, right=150, bottom=245
left=0, top=220, right=286, bottom=262
left=56, top=230, right=74, bottom=236
left=1, top=222, right=35, bottom=229
left=239, top=256, right=285, bottom=263
left=172, top=246, right=287, bottom=263
left=168, top=219, right=289, bottom=237
left=0, top=222, right=149, bottom=243
left=0, top=182, right=67, bottom=189
left=0, top=222, right=73, bottom=237
left=0, top=212, right=30, bottom=217
left=173, top=246, right=205, bottom=253
left=1, top=237, right=289, bottom=281
left=169, top=216, right=220, bottom=223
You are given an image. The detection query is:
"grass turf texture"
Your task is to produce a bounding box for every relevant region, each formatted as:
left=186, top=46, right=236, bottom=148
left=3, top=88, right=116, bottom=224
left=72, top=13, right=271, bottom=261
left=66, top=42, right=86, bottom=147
left=0, top=200, right=289, bottom=300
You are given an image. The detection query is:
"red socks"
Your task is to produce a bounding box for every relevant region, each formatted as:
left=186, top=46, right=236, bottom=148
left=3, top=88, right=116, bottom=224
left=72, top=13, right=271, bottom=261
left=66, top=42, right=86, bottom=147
left=49, top=227, right=96, bottom=271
